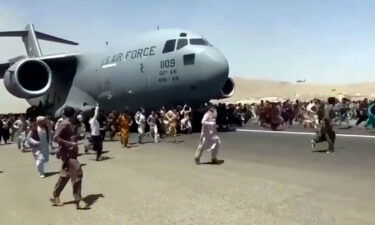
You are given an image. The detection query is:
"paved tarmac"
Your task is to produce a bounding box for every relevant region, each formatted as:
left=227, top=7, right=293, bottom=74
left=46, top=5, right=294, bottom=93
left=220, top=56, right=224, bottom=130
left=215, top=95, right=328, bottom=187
left=0, top=125, right=375, bottom=225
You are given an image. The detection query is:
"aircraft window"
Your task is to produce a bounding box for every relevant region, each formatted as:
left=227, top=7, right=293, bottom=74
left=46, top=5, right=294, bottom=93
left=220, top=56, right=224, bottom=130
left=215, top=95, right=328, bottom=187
left=204, top=38, right=213, bottom=46
left=162, top=39, right=176, bottom=53
left=177, top=39, right=188, bottom=50
left=190, top=38, right=207, bottom=46
left=183, top=54, right=195, bottom=65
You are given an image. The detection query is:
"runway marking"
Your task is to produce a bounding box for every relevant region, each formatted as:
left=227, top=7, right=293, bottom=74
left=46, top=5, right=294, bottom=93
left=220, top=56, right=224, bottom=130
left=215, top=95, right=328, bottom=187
left=237, top=129, right=375, bottom=138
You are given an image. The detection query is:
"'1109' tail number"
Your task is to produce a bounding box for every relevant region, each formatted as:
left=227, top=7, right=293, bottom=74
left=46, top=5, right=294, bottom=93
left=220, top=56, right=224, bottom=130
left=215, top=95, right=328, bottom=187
left=160, top=59, right=175, bottom=68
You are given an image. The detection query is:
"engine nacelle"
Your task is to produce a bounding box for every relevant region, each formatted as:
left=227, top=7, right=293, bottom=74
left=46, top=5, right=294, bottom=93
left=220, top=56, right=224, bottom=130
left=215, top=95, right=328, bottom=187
left=220, top=77, right=235, bottom=98
left=4, top=59, right=52, bottom=98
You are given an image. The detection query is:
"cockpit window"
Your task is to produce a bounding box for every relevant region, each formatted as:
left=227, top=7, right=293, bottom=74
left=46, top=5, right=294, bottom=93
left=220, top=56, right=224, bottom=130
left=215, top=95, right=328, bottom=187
left=190, top=38, right=207, bottom=46
left=177, top=39, right=188, bottom=50
left=162, top=39, right=176, bottom=53
left=204, top=38, right=213, bottom=46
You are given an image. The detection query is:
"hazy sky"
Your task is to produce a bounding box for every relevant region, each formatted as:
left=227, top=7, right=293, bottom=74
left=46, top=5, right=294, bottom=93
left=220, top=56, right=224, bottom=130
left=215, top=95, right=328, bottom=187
left=1, top=0, right=375, bottom=84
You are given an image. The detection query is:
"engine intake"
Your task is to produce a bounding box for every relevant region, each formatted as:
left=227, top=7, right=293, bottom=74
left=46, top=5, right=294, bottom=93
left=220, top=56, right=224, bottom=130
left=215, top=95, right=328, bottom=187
left=220, top=77, right=235, bottom=98
left=4, top=59, right=52, bottom=98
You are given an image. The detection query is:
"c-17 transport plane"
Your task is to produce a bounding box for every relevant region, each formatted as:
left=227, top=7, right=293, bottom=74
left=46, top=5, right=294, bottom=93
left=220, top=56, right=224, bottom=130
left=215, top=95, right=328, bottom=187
left=0, top=24, right=234, bottom=116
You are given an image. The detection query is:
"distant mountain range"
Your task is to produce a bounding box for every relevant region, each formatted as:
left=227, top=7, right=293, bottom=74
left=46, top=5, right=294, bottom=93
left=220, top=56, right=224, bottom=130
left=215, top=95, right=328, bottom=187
left=228, top=77, right=375, bottom=102
left=1, top=77, right=374, bottom=113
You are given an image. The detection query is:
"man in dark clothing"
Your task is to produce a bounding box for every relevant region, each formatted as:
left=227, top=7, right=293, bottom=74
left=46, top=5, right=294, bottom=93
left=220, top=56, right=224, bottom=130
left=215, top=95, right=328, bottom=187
left=49, top=106, right=86, bottom=209
left=356, top=98, right=369, bottom=126
left=2, top=118, right=10, bottom=144
left=269, top=102, right=284, bottom=130
left=98, top=112, right=107, bottom=141
left=311, top=97, right=336, bottom=153
left=282, top=100, right=295, bottom=127
left=216, top=103, right=226, bottom=129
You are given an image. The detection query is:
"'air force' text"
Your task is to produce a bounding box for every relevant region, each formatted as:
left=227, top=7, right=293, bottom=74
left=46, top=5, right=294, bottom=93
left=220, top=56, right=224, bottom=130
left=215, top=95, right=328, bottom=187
left=101, top=46, right=157, bottom=66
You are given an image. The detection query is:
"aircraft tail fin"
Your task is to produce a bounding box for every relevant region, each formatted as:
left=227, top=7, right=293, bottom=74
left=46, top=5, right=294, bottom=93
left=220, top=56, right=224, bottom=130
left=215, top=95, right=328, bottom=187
left=0, top=24, right=79, bottom=57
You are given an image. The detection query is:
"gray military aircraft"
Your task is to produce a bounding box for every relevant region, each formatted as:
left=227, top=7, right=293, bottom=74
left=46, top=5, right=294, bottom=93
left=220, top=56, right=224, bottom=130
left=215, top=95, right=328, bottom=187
left=0, top=24, right=234, bottom=116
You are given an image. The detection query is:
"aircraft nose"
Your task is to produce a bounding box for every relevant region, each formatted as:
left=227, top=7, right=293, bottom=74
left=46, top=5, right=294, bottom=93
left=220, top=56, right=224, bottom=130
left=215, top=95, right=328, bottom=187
left=199, top=48, right=229, bottom=82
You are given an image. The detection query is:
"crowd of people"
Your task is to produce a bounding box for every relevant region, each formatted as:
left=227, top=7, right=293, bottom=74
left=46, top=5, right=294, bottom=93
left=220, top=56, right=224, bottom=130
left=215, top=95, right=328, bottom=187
left=1, top=96, right=375, bottom=209
left=0, top=104, right=223, bottom=209
left=1, top=97, right=375, bottom=152
left=214, top=97, right=375, bottom=131
left=1, top=97, right=374, bottom=151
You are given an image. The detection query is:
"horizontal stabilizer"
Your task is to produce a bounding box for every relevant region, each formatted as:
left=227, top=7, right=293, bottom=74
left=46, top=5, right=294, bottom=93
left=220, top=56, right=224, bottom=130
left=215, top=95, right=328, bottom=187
left=0, top=31, right=27, bottom=37
left=0, top=30, right=78, bottom=45
left=0, top=24, right=78, bottom=57
left=35, top=31, right=78, bottom=45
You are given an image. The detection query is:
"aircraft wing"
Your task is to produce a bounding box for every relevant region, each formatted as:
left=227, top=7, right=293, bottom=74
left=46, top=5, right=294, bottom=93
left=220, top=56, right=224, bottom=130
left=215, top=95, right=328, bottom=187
left=0, top=52, right=80, bottom=79
left=35, top=52, right=80, bottom=62
left=35, top=53, right=80, bottom=71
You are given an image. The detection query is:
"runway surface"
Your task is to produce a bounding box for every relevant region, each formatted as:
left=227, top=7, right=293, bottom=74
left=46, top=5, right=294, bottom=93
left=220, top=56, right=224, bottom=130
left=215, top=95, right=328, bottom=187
left=0, top=125, right=374, bottom=225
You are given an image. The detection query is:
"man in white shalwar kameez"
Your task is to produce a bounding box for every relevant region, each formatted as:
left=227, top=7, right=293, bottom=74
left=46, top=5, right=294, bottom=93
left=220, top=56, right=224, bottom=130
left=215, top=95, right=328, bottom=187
left=135, top=108, right=146, bottom=144
left=13, top=115, right=28, bottom=151
left=27, top=116, right=51, bottom=178
left=147, top=111, right=159, bottom=143
left=307, top=100, right=319, bottom=128
left=194, top=107, right=221, bottom=164
left=180, top=105, right=192, bottom=134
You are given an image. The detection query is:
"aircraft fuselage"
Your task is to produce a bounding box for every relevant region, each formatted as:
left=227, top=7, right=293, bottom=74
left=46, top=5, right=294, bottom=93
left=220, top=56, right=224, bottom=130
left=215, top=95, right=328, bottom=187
left=7, top=28, right=232, bottom=116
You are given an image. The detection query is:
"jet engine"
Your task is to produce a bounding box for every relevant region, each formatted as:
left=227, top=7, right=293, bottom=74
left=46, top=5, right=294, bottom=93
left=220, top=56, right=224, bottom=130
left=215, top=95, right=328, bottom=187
left=4, top=59, right=52, bottom=98
left=220, top=77, right=235, bottom=98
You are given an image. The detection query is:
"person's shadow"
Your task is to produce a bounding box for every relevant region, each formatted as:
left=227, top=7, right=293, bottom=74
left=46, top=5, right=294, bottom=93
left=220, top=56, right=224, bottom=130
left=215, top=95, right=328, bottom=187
left=44, top=172, right=60, bottom=177
left=126, top=145, right=138, bottom=149
left=21, top=149, right=32, bottom=153
left=89, top=156, right=114, bottom=161
left=200, top=160, right=225, bottom=165
left=63, top=194, right=104, bottom=210
left=82, top=194, right=105, bottom=208
left=312, top=150, right=328, bottom=153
